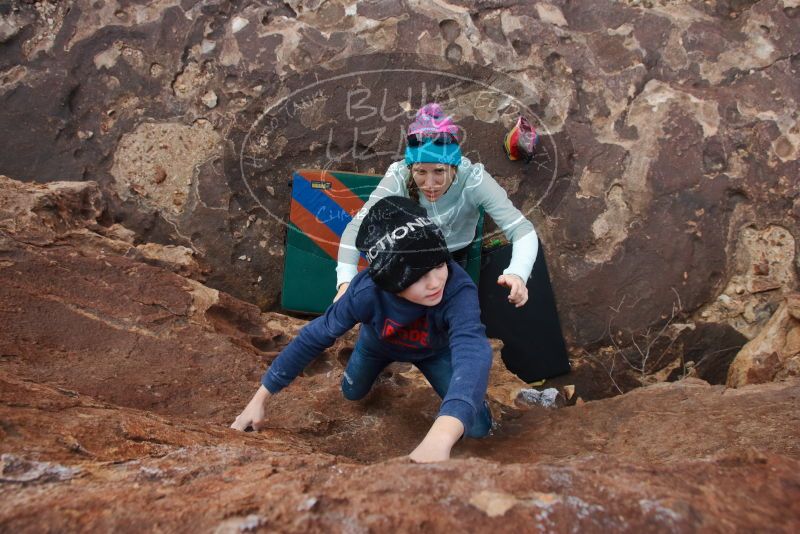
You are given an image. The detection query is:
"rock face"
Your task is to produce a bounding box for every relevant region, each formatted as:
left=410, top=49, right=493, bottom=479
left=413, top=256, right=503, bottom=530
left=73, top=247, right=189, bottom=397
left=3, top=368, right=799, bottom=532
left=0, top=0, right=797, bottom=366
left=727, top=293, right=800, bottom=386
left=1, top=176, right=800, bottom=531
left=2, top=0, right=800, bottom=525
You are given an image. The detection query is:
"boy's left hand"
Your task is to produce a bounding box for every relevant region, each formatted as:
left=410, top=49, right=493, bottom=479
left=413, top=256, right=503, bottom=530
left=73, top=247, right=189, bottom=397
left=497, top=274, right=528, bottom=307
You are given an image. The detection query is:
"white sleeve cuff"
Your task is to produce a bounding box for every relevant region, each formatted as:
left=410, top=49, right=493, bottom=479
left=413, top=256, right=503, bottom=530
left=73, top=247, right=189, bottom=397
left=336, top=260, right=359, bottom=287
left=502, top=231, right=538, bottom=281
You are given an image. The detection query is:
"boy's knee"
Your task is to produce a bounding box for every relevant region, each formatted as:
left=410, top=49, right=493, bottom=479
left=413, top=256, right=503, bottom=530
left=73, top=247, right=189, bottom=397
left=341, top=373, right=368, bottom=401
left=342, top=385, right=368, bottom=401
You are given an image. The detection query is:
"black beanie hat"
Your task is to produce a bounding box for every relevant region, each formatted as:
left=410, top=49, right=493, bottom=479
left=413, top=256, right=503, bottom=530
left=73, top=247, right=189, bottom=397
left=355, top=196, right=451, bottom=293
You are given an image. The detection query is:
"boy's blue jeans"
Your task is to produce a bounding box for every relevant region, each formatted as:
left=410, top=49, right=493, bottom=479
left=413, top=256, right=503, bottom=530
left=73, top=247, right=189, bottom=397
left=341, top=334, right=493, bottom=438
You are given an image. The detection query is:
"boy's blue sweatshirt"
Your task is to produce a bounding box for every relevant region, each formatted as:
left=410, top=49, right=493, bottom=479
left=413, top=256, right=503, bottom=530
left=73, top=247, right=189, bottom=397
left=262, top=261, right=493, bottom=434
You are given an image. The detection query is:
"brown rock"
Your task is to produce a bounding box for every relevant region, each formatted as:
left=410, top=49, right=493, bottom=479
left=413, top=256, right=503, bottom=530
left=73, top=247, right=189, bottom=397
left=727, top=294, right=800, bottom=387
left=484, top=338, right=528, bottom=408
left=1, top=372, right=799, bottom=532
left=743, top=352, right=781, bottom=384
left=469, top=491, right=519, bottom=518
left=0, top=176, right=204, bottom=281
left=0, top=0, right=797, bottom=356
left=748, top=278, right=782, bottom=294
left=0, top=17, right=21, bottom=44
left=753, top=260, right=770, bottom=276
left=788, top=293, right=800, bottom=321
left=0, top=217, right=798, bottom=531
left=134, top=242, right=203, bottom=279
left=786, top=326, right=800, bottom=356
left=152, top=166, right=166, bottom=184
left=0, top=176, right=105, bottom=242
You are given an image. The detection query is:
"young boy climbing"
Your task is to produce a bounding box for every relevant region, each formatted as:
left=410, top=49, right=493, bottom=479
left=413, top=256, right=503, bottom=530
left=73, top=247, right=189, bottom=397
left=231, top=196, right=494, bottom=463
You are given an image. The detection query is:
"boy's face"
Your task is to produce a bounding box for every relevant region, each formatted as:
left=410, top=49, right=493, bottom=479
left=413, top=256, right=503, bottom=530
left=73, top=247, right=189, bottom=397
left=397, top=263, right=449, bottom=306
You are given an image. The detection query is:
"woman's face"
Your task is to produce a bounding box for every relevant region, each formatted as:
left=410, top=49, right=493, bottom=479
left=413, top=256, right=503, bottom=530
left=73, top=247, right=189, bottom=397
left=411, top=163, right=455, bottom=202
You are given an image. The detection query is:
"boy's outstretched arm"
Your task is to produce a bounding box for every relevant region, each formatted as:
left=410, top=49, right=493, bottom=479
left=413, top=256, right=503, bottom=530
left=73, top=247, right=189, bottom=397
left=409, top=415, right=464, bottom=463
left=230, top=385, right=272, bottom=431
left=230, top=280, right=363, bottom=432
left=432, top=276, right=493, bottom=451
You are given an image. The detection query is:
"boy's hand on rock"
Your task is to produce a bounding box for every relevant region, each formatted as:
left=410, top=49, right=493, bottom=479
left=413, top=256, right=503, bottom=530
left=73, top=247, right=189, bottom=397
left=409, top=415, right=464, bottom=463
left=230, top=385, right=271, bottom=432
left=409, top=440, right=452, bottom=463
left=497, top=274, right=528, bottom=307
left=333, top=283, right=349, bottom=303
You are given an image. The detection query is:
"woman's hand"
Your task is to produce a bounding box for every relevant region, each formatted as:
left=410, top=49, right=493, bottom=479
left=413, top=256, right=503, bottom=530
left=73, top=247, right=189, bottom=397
left=497, top=274, right=528, bottom=307
left=230, top=385, right=271, bottom=431
left=333, top=283, right=350, bottom=303
left=409, top=416, right=464, bottom=463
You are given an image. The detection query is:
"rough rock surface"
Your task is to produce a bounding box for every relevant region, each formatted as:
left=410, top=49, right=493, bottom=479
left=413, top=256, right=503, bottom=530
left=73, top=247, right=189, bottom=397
left=1, top=0, right=797, bottom=366
left=727, top=292, right=800, bottom=386
left=2, top=176, right=800, bottom=531
left=2, top=372, right=800, bottom=533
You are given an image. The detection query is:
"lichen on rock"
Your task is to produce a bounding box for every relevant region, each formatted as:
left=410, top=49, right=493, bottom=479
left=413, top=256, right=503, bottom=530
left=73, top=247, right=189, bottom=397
left=110, top=121, right=222, bottom=217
